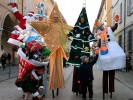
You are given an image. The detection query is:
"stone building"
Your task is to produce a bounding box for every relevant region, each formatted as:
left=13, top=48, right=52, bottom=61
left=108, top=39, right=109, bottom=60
left=112, top=0, right=133, bottom=66
left=96, top=0, right=112, bottom=27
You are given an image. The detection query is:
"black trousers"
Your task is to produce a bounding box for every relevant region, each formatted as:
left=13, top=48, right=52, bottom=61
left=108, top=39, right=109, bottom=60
left=103, top=70, right=115, bottom=93
left=82, top=80, right=93, bottom=98
left=2, top=63, right=5, bottom=69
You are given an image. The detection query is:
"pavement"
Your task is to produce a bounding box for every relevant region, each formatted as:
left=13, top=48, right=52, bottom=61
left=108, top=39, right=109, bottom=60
left=0, top=65, right=133, bottom=100
left=0, top=64, right=18, bottom=81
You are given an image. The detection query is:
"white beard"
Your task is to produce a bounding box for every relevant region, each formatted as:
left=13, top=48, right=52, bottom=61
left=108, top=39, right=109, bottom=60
left=23, top=16, right=35, bottom=22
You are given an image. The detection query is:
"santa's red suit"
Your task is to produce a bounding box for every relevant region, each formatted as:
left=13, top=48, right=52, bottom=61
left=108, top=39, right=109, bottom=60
left=7, top=3, right=35, bottom=46
left=7, top=3, right=49, bottom=81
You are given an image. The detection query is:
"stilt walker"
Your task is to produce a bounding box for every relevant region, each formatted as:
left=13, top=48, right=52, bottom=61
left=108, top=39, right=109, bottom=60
left=7, top=2, right=51, bottom=99
left=94, top=15, right=126, bottom=99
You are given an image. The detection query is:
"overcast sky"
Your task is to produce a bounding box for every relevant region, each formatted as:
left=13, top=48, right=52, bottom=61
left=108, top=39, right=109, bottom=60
left=55, top=0, right=102, bottom=31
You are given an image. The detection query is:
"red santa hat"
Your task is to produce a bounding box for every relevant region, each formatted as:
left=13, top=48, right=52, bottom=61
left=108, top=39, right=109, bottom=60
left=27, top=11, right=34, bottom=16
left=23, top=11, right=35, bottom=21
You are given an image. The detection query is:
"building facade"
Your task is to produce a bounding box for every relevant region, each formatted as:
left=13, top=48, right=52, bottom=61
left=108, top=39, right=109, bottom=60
left=112, top=0, right=133, bottom=66
left=96, top=0, right=112, bottom=27
left=0, top=0, right=54, bottom=65
left=92, top=0, right=113, bottom=55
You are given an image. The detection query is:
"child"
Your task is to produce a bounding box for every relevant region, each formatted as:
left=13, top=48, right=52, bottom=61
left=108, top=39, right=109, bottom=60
left=78, top=50, right=99, bottom=100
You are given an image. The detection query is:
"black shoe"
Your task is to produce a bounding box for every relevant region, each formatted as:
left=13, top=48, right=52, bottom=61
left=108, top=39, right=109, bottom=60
left=110, top=92, right=112, bottom=98
left=82, top=98, right=86, bottom=100
left=32, top=97, right=39, bottom=100
left=103, top=93, right=105, bottom=99
left=76, top=92, right=78, bottom=95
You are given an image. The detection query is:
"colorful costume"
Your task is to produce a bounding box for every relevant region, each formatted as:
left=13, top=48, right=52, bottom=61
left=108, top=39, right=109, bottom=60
left=17, top=69, right=44, bottom=97
left=7, top=2, right=50, bottom=91
left=68, top=7, right=96, bottom=94
left=97, top=26, right=126, bottom=70
left=94, top=17, right=126, bottom=99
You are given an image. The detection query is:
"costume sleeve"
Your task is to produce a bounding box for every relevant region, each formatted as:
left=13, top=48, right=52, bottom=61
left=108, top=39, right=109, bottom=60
left=91, top=54, right=99, bottom=65
left=11, top=3, right=24, bottom=22
left=39, top=77, right=44, bottom=89
left=111, top=23, right=118, bottom=32
left=97, top=39, right=101, bottom=47
left=11, top=3, right=26, bottom=29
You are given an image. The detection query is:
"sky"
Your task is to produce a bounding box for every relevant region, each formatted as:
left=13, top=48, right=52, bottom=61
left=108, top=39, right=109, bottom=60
left=55, top=0, right=102, bottom=31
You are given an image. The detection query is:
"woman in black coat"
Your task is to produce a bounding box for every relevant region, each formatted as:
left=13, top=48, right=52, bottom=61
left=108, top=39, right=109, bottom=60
left=1, top=53, right=7, bottom=70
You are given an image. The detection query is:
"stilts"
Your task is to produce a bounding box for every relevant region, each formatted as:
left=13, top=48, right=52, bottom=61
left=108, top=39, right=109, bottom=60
left=110, top=92, right=112, bottom=98
left=103, top=93, right=105, bottom=99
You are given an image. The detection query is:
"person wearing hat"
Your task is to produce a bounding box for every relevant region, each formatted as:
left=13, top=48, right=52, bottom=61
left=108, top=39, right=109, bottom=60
left=94, top=15, right=126, bottom=99
left=20, top=66, right=45, bottom=100
left=78, top=49, right=99, bottom=100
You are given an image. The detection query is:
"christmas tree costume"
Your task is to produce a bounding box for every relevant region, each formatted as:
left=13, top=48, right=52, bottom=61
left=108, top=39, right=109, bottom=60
left=68, top=7, right=96, bottom=94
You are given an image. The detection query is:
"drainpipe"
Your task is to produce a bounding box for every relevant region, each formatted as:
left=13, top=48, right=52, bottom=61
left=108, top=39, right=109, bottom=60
left=22, top=0, right=23, bottom=15
left=124, top=0, right=126, bottom=52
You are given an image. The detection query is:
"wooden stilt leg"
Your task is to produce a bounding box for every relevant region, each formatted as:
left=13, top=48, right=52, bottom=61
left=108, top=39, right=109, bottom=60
left=103, top=93, right=105, bottom=99
left=52, top=89, right=55, bottom=98
left=56, top=88, right=59, bottom=96
left=110, top=92, right=112, bottom=98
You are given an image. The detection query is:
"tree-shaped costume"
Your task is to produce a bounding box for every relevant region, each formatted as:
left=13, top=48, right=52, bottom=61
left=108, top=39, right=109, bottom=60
left=68, top=7, right=96, bottom=94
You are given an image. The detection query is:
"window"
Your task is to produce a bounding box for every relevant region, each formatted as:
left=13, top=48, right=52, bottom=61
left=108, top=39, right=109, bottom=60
left=118, top=35, right=122, bottom=47
left=127, top=0, right=133, bottom=16
left=119, top=3, right=122, bottom=23
left=128, top=30, right=133, bottom=50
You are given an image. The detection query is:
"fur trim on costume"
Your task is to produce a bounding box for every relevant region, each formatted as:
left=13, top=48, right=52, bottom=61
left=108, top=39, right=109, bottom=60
left=18, top=48, right=49, bottom=66
left=39, top=86, right=44, bottom=89
left=32, top=92, right=39, bottom=97
left=12, top=7, right=18, bottom=13
left=31, top=70, right=41, bottom=80
left=15, top=25, right=23, bottom=31
left=7, top=38, right=22, bottom=46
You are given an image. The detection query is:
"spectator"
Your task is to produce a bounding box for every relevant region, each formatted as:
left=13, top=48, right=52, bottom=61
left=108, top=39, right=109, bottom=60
left=7, top=53, right=11, bottom=64
left=126, top=52, right=132, bottom=72
left=1, top=53, right=7, bottom=70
